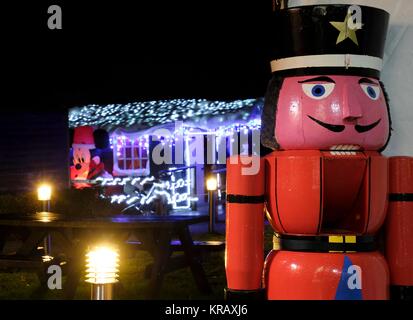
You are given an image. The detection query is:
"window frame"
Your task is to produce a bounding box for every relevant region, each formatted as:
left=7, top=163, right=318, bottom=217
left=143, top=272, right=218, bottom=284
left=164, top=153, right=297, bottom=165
left=112, top=134, right=150, bottom=176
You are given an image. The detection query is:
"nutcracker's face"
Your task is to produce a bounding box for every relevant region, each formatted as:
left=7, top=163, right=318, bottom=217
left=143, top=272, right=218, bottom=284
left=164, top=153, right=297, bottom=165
left=275, top=75, right=390, bottom=150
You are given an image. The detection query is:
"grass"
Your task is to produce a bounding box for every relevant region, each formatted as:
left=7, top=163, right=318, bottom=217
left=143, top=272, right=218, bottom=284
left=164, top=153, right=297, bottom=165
left=0, top=234, right=228, bottom=300
left=0, top=213, right=274, bottom=300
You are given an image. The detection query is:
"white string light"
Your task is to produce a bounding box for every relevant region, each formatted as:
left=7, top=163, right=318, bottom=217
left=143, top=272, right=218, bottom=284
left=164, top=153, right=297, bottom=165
left=69, top=99, right=262, bottom=130
left=71, top=99, right=264, bottom=212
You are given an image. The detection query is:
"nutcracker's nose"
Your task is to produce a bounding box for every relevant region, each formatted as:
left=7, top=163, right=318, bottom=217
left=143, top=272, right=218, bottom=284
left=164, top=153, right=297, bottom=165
left=342, top=83, right=363, bottom=123
left=75, top=163, right=82, bottom=170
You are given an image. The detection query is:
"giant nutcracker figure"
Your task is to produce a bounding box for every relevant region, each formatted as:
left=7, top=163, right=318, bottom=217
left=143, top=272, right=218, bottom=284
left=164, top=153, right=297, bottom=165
left=225, top=2, right=413, bottom=300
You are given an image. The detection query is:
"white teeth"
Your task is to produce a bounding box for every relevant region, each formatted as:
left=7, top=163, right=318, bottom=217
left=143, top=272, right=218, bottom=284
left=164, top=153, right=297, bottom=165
left=330, top=144, right=361, bottom=151
left=330, top=150, right=357, bottom=156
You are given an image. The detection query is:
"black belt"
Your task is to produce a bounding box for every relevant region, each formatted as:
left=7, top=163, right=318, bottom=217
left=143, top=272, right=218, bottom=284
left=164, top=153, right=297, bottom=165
left=226, top=194, right=265, bottom=204
left=275, top=234, right=377, bottom=253
left=389, top=193, right=413, bottom=202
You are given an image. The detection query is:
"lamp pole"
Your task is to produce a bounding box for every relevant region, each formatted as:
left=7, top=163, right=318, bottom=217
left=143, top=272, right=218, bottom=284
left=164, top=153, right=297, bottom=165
left=208, top=189, right=215, bottom=233
left=42, top=199, right=51, bottom=257
left=37, top=184, right=53, bottom=261
left=91, top=283, right=114, bottom=300
left=43, top=233, right=52, bottom=259
left=42, top=200, right=50, bottom=212
left=206, top=176, right=217, bottom=233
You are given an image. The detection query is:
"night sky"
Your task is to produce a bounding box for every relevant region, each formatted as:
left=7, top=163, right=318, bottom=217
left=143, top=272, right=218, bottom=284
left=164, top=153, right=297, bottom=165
left=4, top=1, right=275, bottom=111
left=0, top=1, right=276, bottom=192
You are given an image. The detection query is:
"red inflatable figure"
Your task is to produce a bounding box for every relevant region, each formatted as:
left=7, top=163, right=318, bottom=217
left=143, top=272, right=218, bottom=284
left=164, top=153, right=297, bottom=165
left=70, top=126, right=107, bottom=188
left=225, top=3, right=413, bottom=300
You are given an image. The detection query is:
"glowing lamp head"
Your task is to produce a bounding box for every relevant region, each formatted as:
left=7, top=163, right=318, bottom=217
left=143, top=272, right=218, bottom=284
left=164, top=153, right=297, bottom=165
left=37, top=184, right=52, bottom=201
left=206, top=177, right=217, bottom=191
left=85, top=245, right=119, bottom=285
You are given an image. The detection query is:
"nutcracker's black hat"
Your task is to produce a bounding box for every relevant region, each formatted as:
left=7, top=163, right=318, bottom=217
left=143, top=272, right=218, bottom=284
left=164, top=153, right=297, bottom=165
left=269, top=4, right=389, bottom=79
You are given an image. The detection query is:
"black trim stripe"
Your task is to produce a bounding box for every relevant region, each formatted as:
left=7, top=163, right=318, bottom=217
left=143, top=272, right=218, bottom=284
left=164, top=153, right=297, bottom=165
left=275, top=168, right=286, bottom=233
left=277, top=234, right=377, bottom=253
left=271, top=67, right=381, bottom=79
left=226, top=194, right=265, bottom=204
left=389, top=193, right=413, bottom=202
left=365, top=156, right=372, bottom=234
left=317, top=158, right=323, bottom=234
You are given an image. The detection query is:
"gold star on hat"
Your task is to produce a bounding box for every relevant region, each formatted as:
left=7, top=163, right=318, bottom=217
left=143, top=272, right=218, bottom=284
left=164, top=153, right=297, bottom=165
left=330, top=13, right=360, bottom=46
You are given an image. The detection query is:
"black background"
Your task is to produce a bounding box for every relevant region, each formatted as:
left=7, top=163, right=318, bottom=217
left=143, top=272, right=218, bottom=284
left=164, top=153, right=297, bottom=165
left=0, top=1, right=275, bottom=193
left=0, top=299, right=408, bottom=318
left=3, top=1, right=275, bottom=111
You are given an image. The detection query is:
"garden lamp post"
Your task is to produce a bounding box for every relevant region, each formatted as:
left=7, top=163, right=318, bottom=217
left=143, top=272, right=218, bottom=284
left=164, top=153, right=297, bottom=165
left=206, top=176, right=217, bottom=233
left=86, top=245, right=120, bottom=300
left=37, top=184, right=52, bottom=212
left=37, top=184, right=52, bottom=261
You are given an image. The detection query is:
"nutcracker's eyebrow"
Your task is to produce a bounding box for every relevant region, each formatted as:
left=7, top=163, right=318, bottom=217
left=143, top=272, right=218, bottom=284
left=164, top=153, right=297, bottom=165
left=298, top=76, right=336, bottom=83
left=359, top=77, right=378, bottom=85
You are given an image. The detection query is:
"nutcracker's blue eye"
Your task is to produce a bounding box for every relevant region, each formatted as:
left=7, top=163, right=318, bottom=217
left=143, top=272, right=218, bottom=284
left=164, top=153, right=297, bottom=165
left=302, top=83, right=335, bottom=100
left=312, top=85, right=325, bottom=97
left=360, top=84, right=380, bottom=100
left=367, top=86, right=376, bottom=98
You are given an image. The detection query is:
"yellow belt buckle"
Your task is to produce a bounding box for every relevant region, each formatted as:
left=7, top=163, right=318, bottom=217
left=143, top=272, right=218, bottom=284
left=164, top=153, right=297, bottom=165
left=329, top=235, right=344, bottom=253
left=328, top=235, right=358, bottom=253
left=345, top=235, right=357, bottom=253
left=345, top=235, right=356, bottom=243
left=273, top=234, right=281, bottom=251
left=329, top=235, right=344, bottom=243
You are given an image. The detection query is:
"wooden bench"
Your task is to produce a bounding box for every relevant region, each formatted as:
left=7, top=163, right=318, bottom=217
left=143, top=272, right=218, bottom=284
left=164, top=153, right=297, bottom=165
left=0, top=254, right=44, bottom=270
left=127, top=239, right=225, bottom=254
left=174, top=239, right=224, bottom=249
left=126, top=239, right=225, bottom=277
left=0, top=213, right=214, bottom=299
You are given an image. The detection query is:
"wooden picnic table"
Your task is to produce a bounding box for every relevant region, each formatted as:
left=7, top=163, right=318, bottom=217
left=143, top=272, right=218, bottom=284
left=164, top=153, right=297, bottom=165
left=0, top=212, right=212, bottom=299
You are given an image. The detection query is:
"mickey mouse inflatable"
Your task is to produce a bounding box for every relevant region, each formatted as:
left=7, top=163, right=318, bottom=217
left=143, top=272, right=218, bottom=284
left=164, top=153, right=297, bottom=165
left=70, top=126, right=112, bottom=189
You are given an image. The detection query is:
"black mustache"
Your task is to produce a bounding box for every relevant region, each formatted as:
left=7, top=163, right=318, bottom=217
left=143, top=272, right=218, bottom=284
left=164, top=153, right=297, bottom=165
left=308, top=116, right=381, bottom=133
left=355, top=119, right=381, bottom=133
left=307, top=115, right=345, bottom=132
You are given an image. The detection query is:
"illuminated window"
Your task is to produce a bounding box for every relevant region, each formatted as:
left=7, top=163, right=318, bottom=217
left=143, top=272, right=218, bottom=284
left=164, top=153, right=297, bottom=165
left=113, top=135, right=150, bottom=176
